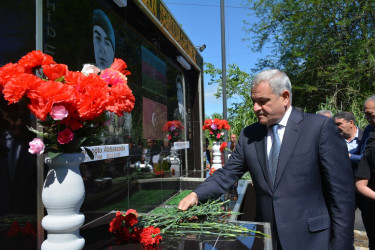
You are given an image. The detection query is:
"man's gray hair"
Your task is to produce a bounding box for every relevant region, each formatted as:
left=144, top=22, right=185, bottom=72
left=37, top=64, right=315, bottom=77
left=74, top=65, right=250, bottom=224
left=251, top=69, right=292, bottom=103
left=317, top=109, right=333, bottom=118
left=365, top=95, right=375, bottom=106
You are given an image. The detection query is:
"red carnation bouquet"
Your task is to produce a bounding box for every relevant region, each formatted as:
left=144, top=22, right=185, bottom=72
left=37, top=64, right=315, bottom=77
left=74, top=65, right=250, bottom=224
left=0, top=50, right=135, bottom=158
left=220, top=142, right=228, bottom=152
left=109, top=209, right=162, bottom=248
left=202, top=118, right=230, bottom=143
left=162, top=120, right=184, bottom=143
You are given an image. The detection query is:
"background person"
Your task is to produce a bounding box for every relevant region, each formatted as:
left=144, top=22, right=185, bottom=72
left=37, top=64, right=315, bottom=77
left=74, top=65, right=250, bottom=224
left=316, top=109, right=333, bottom=118
left=333, top=111, right=363, bottom=164
left=333, top=111, right=367, bottom=239
left=143, top=139, right=161, bottom=168
left=227, top=133, right=237, bottom=150
left=356, top=130, right=375, bottom=250
left=204, top=138, right=211, bottom=178
left=358, top=96, right=375, bottom=156
left=178, top=69, right=355, bottom=250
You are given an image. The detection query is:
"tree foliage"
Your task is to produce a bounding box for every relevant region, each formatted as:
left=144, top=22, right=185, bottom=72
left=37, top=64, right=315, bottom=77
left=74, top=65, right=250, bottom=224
left=204, top=62, right=257, bottom=135
left=244, top=0, right=375, bottom=115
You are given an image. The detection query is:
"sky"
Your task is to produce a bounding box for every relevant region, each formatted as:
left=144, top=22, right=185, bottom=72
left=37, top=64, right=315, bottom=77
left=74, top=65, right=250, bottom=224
left=163, top=0, right=270, bottom=117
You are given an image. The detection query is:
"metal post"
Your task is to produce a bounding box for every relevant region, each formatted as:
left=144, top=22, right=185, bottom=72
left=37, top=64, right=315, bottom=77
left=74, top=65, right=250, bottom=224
left=35, top=1, right=44, bottom=249
left=221, top=0, right=228, bottom=163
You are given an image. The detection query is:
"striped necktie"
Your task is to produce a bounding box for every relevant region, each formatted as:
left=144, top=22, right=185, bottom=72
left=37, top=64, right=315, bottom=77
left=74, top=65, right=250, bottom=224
left=268, top=124, right=281, bottom=185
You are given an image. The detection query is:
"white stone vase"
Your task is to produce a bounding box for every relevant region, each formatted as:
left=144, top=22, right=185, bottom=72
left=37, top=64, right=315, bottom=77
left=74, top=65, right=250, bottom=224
left=211, top=141, right=222, bottom=170
left=41, top=153, right=85, bottom=250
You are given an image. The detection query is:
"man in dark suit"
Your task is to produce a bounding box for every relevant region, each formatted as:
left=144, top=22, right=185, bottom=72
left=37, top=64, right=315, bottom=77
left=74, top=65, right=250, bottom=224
left=333, top=111, right=364, bottom=171
left=178, top=69, right=355, bottom=249
left=333, top=111, right=367, bottom=241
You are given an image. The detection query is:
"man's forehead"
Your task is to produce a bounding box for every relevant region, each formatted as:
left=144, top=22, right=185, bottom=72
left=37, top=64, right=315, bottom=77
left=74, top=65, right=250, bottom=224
left=334, top=119, right=345, bottom=124
left=251, top=85, right=275, bottom=98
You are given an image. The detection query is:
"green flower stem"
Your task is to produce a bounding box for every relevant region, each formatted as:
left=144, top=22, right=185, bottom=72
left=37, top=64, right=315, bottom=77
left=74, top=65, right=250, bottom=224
left=137, top=199, right=270, bottom=239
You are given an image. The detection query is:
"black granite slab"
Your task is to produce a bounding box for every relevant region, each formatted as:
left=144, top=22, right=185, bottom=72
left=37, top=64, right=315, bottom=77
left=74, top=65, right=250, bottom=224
left=81, top=212, right=272, bottom=250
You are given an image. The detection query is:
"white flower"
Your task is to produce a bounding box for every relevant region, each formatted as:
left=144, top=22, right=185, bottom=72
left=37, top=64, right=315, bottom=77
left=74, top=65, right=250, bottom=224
left=81, top=64, right=100, bottom=76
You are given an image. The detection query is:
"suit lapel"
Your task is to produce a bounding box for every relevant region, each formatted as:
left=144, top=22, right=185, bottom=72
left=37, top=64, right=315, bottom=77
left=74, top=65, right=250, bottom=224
left=254, top=125, right=274, bottom=191
left=274, top=108, right=303, bottom=190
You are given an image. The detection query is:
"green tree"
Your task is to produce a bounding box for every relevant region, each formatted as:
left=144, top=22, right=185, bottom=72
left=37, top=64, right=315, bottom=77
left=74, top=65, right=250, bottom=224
left=244, top=0, right=375, bottom=114
left=204, top=62, right=257, bottom=135
left=207, top=112, right=223, bottom=120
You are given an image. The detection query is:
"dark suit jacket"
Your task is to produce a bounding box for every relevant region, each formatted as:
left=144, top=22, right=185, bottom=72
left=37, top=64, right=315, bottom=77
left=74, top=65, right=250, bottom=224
left=194, top=108, right=355, bottom=250
left=351, top=124, right=373, bottom=168
left=349, top=127, right=364, bottom=170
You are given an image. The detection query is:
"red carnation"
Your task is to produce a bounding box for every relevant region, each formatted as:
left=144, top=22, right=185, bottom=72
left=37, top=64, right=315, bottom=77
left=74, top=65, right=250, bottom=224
left=0, top=63, right=25, bottom=88
left=18, top=50, right=55, bottom=73
left=220, top=142, right=227, bottom=152
left=22, top=223, right=36, bottom=236
left=209, top=168, right=217, bottom=175
left=2, top=73, right=43, bottom=104
left=7, top=221, right=22, bottom=237
left=111, top=58, right=131, bottom=76
left=124, top=212, right=138, bottom=227
left=116, top=227, right=131, bottom=245
left=42, top=63, right=68, bottom=81
left=27, top=80, right=77, bottom=120
left=75, top=73, right=108, bottom=120
left=139, top=226, right=162, bottom=248
left=106, top=80, right=135, bottom=116
left=109, top=211, right=126, bottom=233
left=57, top=128, right=74, bottom=144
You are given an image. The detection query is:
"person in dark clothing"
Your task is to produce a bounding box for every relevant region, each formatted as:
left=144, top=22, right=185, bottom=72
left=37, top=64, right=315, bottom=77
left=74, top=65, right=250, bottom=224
left=355, top=95, right=375, bottom=250
left=144, top=139, right=161, bottom=167
left=356, top=129, right=375, bottom=250
left=128, top=140, right=142, bottom=164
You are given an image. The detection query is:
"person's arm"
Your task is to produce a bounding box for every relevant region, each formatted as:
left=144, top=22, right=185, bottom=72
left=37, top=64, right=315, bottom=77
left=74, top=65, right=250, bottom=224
left=355, top=131, right=375, bottom=201
left=356, top=179, right=375, bottom=200
left=178, top=129, right=247, bottom=210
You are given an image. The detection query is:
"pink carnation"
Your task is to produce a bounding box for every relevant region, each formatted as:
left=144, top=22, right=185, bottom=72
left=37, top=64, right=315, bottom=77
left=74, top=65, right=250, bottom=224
left=28, top=138, right=45, bottom=155
left=50, top=104, right=69, bottom=120
left=210, top=124, right=218, bottom=130
left=57, top=128, right=74, bottom=144
left=100, top=68, right=126, bottom=86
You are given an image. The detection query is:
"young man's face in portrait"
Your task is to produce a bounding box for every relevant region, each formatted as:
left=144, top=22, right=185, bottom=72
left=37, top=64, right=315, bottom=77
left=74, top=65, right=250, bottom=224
left=93, top=25, right=114, bottom=69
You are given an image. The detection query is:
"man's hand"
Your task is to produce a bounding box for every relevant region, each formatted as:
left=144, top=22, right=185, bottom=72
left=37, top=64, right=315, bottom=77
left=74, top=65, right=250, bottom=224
left=178, top=192, right=198, bottom=211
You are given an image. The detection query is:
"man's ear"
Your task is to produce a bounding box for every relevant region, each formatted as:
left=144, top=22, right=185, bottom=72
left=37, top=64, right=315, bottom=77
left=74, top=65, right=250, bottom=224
left=281, top=90, right=290, bottom=105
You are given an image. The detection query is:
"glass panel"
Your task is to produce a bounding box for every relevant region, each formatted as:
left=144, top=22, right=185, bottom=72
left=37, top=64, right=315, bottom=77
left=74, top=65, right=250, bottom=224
left=41, top=0, right=193, bottom=224
left=0, top=1, right=38, bottom=249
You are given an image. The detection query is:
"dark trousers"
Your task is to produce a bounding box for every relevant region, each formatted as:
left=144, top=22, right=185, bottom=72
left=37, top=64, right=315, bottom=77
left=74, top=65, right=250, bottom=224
left=364, top=202, right=375, bottom=250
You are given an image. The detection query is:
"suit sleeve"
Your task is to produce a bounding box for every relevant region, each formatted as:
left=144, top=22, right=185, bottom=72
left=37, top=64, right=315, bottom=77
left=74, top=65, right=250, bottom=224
left=194, top=129, right=247, bottom=202
left=318, top=118, right=355, bottom=249
left=356, top=131, right=375, bottom=180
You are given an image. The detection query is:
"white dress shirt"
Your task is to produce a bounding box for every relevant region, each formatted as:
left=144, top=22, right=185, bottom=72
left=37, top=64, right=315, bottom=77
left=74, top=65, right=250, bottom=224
left=267, top=106, right=292, bottom=157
